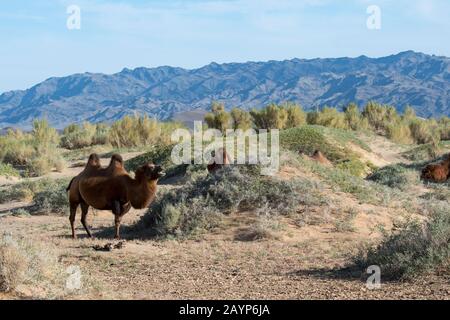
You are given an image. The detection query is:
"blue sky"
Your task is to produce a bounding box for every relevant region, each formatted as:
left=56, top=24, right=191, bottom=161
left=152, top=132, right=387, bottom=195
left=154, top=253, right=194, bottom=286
left=0, top=0, right=449, bottom=93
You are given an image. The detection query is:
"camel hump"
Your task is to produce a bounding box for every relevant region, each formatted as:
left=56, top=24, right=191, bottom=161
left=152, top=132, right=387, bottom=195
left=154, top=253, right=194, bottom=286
left=86, top=153, right=101, bottom=169
left=109, top=154, right=124, bottom=167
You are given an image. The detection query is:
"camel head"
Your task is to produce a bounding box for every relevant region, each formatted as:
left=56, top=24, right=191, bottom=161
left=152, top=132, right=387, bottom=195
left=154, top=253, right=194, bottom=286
left=136, top=163, right=166, bottom=181
left=87, top=153, right=101, bottom=168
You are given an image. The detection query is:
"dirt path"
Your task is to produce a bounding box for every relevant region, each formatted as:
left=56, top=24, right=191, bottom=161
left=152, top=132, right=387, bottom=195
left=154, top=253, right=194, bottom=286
left=356, top=133, right=410, bottom=166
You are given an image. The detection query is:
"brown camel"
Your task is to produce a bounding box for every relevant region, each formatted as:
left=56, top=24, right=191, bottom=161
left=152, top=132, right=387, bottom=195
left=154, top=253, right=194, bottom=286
left=421, top=154, right=450, bottom=183
left=75, top=157, right=165, bottom=239
left=311, top=150, right=332, bottom=166
left=207, top=147, right=231, bottom=173
left=68, top=154, right=126, bottom=239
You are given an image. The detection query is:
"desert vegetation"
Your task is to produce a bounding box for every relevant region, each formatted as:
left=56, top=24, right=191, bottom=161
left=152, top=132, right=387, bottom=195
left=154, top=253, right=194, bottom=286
left=0, top=102, right=449, bottom=299
left=205, top=102, right=449, bottom=150
left=0, top=234, right=66, bottom=297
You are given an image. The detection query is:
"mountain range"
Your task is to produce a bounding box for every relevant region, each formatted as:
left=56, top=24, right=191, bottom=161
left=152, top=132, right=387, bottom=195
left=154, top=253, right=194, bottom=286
left=0, top=51, right=449, bottom=129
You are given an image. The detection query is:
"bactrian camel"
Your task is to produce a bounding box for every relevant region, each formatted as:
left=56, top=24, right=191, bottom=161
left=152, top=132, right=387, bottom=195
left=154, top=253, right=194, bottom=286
left=68, top=154, right=165, bottom=239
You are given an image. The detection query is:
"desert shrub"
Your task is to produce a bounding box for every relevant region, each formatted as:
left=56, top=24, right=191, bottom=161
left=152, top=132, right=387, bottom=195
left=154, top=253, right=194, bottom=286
left=60, top=123, right=97, bottom=149
left=137, top=166, right=324, bottom=237
left=368, top=165, right=419, bottom=190
left=109, top=115, right=182, bottom=148
left=336, top=159, right=368, bottom=177
left=283, top=103, right=306, bottom=128
left=125, top=145, right=178, bottom=174
left=310, top=107, right=348, bottom=130
left=0, top=163, right=19, bottom=178
left=402, top=143, right=439, bottom=162
left=437, top=117, right=450, bottom=141
left=0, top=234, right=64, bottom=296
left=354, top=205, right=450, bottom=280
left=230, top=107, right=252, bottom=131
left=31, top=179, right=70, bottom=215
left=421, top=185, right=450, bottom=202
left=282, top=152, right=393, bottom=205
left=92, top=123, right=109, bottom=145
left=109, top=114, right=172, bottom=148
left=250, top=104, right=288, bottom=129
left=0, top=120, right=64, bottom=177
left=344, top=103, right=369, bottom=131
left=386, top=121, right=414, bottom=144
left=0, top=179, right=69, bottom=213
left=362, top=102, right=399, bottom=133
left=280, top=125, right=362, bottom=162
left=0, top=184, right=34, bottom=204
left=281, top=126, right=340, bottom=160
left=409, top=119, right=440, bottom=146
left=204, top=102, right=232, bottom=133
left=0, top=130, right=35, bottom=165
left=235, top=217, right=283, bottom=241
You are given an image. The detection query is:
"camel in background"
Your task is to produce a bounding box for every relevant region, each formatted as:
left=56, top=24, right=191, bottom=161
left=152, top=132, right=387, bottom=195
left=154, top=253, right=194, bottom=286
left=421, top=154, right=450, bottom=183
left=207, top=147, right=231, bottom=173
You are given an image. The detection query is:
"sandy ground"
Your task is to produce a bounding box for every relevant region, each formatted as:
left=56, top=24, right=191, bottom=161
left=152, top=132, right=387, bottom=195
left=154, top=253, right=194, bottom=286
left=0, top=210, right=448, bottom=300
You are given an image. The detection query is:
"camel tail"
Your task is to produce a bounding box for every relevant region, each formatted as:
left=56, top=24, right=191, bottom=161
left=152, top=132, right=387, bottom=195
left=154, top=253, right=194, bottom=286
left=66, top=177, right=75, bottom=192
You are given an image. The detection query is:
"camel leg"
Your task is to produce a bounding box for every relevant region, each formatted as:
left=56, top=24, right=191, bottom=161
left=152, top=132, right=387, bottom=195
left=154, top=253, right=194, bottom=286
left=69, top=202, right=78, bottom=239
left=80, top=202, right=93, bottom=238
left=112, top=200, right=122, bottom=239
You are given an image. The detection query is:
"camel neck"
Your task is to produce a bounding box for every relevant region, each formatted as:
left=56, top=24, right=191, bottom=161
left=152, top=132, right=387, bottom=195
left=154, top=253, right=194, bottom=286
left=129, top=178, right=158, bottom=209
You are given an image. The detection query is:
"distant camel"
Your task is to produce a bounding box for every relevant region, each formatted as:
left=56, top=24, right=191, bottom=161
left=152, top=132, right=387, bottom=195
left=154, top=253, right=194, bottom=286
left=311, top=150, right=332, bottom=166
left=207, top=148, right=231, bottom=173
left=73, top=155, right=165, bottom=239
left=421, top=154, right=450, bottom=183
left=68, top=154, right=126, bottom=238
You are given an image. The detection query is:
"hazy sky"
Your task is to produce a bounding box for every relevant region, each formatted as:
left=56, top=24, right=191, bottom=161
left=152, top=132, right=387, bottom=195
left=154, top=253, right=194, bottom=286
left=0, top=0, right=449, bottom=93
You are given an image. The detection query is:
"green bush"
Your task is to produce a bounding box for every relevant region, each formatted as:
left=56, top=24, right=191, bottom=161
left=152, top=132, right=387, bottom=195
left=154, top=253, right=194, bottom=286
left=354, top=205, right=450, bottom=280
left=0, top=163, right=19, bottom=178
left=344, top=103, right=369, bottom=131
left=284, top=103, right=307, bottom=128
left=362, top=102, right=399, bottom=132
left=336, top=159, right=368, bottom=177
left=309, top=107, right=348, bottom=130
left=125, top=145, right=177, bottom=173
left=60, top=123, right=97, bottom=149
left=402, top=144, right=439, bottom=162
left=437, top=117, right=450, bottom=141
left=281, top=126, right=341, bottom=160
left=205, top=102, right=232, bottom=133
left=386, top=122, right=414, bottom=144
left=31, top=179, right=70, bottom=215
left=368, top=165, right=419, bottom=190
left=250, top=104, right=288, bottom=130
left=0, top=120, right=64, bottom=177
left=0, top=179, right=69, bottom=215
left=280, top=125, right=365, bottom=162
left=136, top=166, right=325, bottom=238
left=109, top=114, right=180, bottom=148
left=409, top=119, right=440, bottom=146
